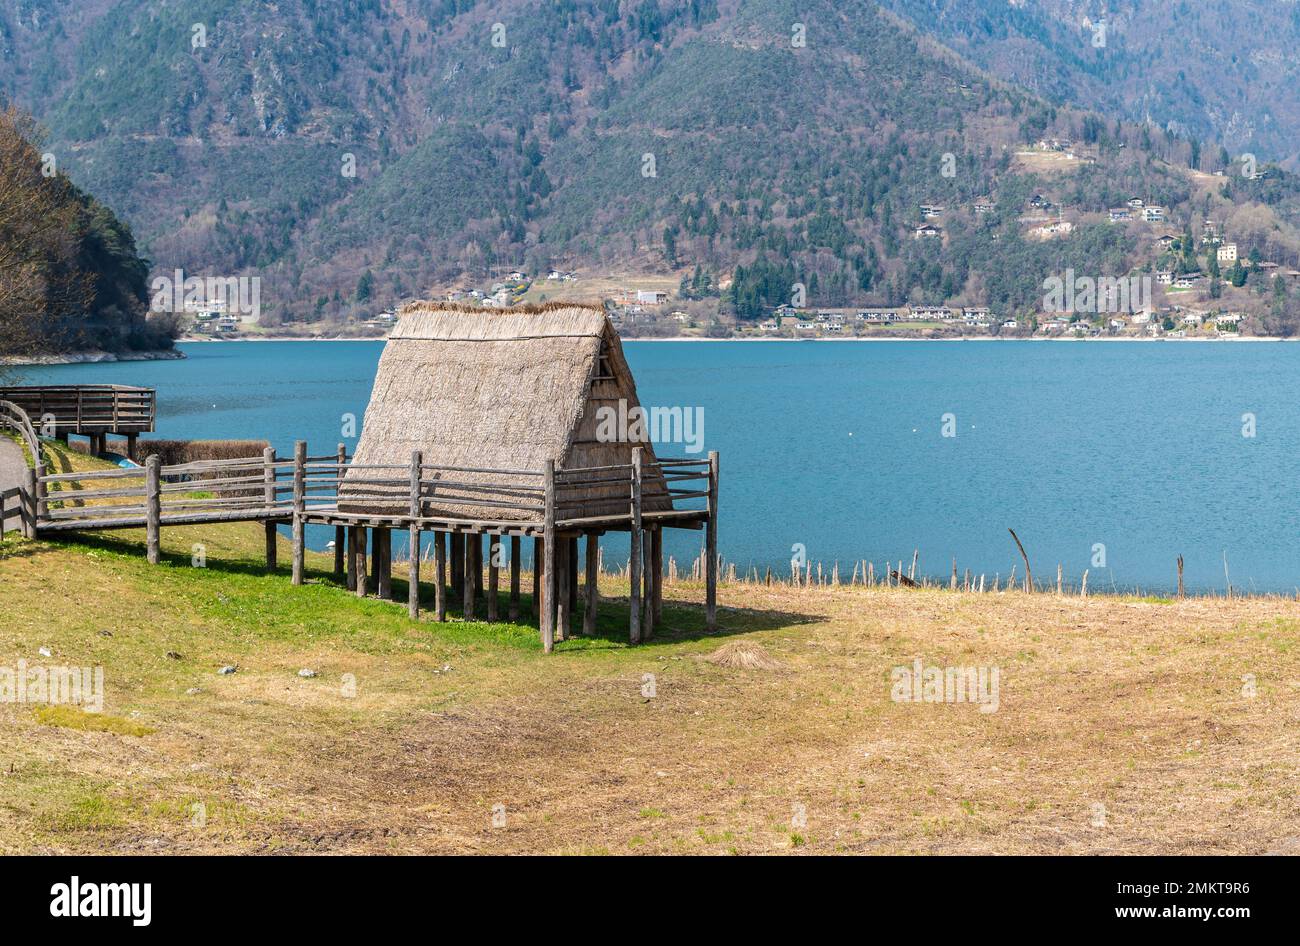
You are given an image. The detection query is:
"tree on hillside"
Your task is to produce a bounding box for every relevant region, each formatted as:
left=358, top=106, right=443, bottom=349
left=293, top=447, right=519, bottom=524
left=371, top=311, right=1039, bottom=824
left=0, top=105, right=163, bottom=357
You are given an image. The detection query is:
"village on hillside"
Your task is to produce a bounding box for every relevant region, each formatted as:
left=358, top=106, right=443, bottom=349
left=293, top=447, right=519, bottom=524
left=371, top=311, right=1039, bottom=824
left=180, top=138, right=1298, bottom=343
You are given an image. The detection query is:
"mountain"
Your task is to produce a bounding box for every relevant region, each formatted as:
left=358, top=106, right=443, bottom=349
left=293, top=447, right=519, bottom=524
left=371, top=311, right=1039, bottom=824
left=5, top=0, right=1300, bottom=330
left=879, top=0, right=1300, bottom=167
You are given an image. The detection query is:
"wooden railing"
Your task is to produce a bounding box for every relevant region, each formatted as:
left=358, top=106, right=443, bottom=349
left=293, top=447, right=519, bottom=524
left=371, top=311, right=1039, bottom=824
left=0, top=385, right=155, bottom=433
left=22, top=442, right=720, bottom=643
left=30, top=446, right=716, bottom=537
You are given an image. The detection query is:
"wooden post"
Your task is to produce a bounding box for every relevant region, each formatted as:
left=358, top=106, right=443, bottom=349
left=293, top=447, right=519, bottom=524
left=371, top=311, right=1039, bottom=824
left=567, top=536, right=579, bottom=618
left=629, top=448, right=643, bottom=644
left=22, top=466, right=38, bottom=539
left=346, top=523, right=358, bottom=591
left=472, top=533, right=483, bottom=601
left=434, top=531, right=447, bottom=621
left=584, top=533, right=599, bottom=636
left=291, top=440, right=306, bottom=585
left=263, top=446, right=277, bottom=571
left=126, top=432, right=138, bottom=463
left=145, top=455, right=161, bottom=565
left=451, top=533, right=463, bottom=602
left=651, top=527, right=663, bottom=626
left=374, top=526, right=391, bottom=599
left=355, top=527, right=368, bottom=597
left=705, top=450, right=719, bottom=631
left=408, top=451, right=422, bottom=619
left=642, top=529, right=654, bottom=639
left=555, top=536, right=570, bottom=641
left=532, top=537, right=542, bottom=622
left=1177, top=555, right=1185, bottom=599
left=463, top=532, right=476, bottom=619
left=487, top=537, right=500, bottom=621
left=509, top=536, right=521, bottom=621
left=541, top=461, right=556, bottom=652
left=334, top=444, right=346, bottom=578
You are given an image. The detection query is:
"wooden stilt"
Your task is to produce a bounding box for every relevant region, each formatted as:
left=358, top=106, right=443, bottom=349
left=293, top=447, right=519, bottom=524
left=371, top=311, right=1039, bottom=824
left=126, top=432, right=138, bottom=462
left=373, top=527, right=391, bottom=599
left=541, top=461, right=556, bottom=652
left=555, top=537, right=570, bottom=641
left=705, top=450, right=719, bottom=630
left=509, top=536, right=521, bottom=621
left=451, top=533, right=463, bottom=602
left=346, top=524, right=358, bottom=591
left=567, top=536, right=579, bottom=619
left=472, top=533, right=483, bottom=600
left=355, top=527, right=368, bottom=597
left=642, top=529, right=654, bottom=639
left=434, top=531, right=447, bottom=621
left=532, top=537, right=542, bottom=623
left=487, top=537, right=499, bottom=622
left=584, top=533, right=599, bottom=636
left=651, top=527, right=663, bottom=625
left=629, top=448, right=643, bottom=644
left=463, top=532, right=476, bottom=619
left=408, top=450, right=421, bottom=619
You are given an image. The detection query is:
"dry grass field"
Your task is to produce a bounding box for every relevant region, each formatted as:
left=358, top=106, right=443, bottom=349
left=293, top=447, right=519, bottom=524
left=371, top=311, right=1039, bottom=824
left=2, top=451, right=1298, bottom=855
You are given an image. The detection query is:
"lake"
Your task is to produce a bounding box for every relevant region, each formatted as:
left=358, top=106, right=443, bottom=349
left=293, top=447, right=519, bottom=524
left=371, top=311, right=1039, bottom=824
left=16, top=339, right=1300, bottom=593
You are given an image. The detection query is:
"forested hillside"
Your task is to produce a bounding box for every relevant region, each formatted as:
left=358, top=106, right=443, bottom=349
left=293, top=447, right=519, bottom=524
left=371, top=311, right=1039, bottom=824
left=0, top=104, right=167, bottom=358
left=5, top=0, right=1300, bottom=329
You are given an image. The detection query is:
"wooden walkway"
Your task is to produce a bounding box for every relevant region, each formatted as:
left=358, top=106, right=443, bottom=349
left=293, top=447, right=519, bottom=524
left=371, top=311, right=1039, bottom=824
left=10, top=433, right=718, bottom=651
left=0, top=384, right=155, bottom=456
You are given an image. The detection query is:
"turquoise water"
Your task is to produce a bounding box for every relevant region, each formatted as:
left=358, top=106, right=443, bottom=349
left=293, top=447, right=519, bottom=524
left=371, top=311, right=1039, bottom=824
left=18, top=339, right=1300, bottom=593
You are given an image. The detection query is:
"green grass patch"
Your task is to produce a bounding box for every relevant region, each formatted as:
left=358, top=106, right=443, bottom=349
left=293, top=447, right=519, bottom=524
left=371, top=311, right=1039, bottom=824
left=34, top=705, right=155, bottom=737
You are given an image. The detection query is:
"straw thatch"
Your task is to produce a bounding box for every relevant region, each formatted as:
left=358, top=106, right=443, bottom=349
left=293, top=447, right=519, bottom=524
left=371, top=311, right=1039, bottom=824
left=704, top=641, right=783, bottom=671
left=340, top=301, right=670, bottom=521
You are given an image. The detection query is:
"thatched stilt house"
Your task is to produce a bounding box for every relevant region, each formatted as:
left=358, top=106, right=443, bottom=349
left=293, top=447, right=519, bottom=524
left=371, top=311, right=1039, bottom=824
left=330, top=301, right=718, bottom=651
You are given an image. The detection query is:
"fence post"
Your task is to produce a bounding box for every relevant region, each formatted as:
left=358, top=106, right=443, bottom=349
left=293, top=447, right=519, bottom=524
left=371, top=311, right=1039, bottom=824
left=145, top=455, right=161, bottom=564
left=291, top=440, right=306, bottom=585
left=629, top=448, right=643, bottom=644
left=22, top=467, right=38, bottom=539
left=541, top=460, right=556, bottom=653
left=34, top=459, right=47, bottom=524
left=706, top=450, right=719, bottom=630
left=333, top=443, right=346, bottom=578
left=408, top=450, right=421, bottom=620
left=263, top=446, right=277, bottom=570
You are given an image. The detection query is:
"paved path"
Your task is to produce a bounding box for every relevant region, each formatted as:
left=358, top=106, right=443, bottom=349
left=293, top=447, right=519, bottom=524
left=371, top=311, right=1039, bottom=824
left=0, top=437, right=25, bottom=491
left=0, top=436, right=26, bottom=532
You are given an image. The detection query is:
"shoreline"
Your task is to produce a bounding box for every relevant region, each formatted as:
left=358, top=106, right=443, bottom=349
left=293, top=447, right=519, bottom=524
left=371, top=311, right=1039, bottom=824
left=1, top=348, right=186, bottom=366
left=177, top=333, right=1290, bottom=344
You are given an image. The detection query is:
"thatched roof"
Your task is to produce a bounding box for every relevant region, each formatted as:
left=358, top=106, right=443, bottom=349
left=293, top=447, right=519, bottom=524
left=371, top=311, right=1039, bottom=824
left=340, top=301, right=670, bottom=521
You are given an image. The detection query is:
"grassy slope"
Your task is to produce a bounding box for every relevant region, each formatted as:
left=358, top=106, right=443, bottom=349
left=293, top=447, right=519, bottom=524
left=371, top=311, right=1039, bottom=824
left=1, top=447, right=1298, bottom=854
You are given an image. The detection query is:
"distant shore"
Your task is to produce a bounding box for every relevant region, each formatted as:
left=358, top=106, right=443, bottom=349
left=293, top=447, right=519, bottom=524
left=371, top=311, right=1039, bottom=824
left=1, top=348, right=187, bottom=366
left=177, top=332, right=1294, bottom=344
